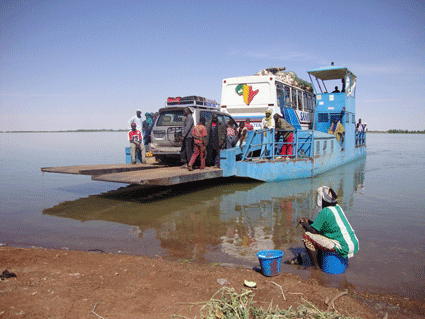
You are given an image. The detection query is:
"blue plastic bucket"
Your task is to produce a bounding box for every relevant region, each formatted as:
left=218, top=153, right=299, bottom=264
left=256, top=250, right=284, bottom=277
left=321, top=251, right=348, bottom=274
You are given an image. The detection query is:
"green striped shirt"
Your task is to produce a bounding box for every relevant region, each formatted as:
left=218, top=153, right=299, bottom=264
left=311, top=205, right=359, bottom=258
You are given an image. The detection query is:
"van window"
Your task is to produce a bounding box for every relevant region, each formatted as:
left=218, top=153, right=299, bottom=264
left=156, top=110, right=185, bottom=126
left=200, top=111, right=213, bottom=126
left=217, top=114, right=226, bottom=126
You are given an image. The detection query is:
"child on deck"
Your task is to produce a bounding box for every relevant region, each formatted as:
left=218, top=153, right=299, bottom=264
left=226, top=120, right=237, bottom=149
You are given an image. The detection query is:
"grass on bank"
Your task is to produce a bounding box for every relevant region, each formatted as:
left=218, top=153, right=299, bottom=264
left=173, top=286, right=363, bottom=319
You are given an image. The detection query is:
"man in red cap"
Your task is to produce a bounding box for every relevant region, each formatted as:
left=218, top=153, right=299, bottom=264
left=128, top=122, right=145, bottom=164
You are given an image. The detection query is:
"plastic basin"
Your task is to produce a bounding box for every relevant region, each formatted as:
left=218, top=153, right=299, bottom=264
left=321, top=251, right=348, bottom=274
left=257, top=250, right=284, bottom=277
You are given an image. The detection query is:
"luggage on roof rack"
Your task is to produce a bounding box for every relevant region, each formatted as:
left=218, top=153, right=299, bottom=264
left=165, top=96, right=218, bottom=107
left=180, top=96, right=205, bottom=102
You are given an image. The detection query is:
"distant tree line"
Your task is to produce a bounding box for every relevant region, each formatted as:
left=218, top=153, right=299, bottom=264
left=388, top=129, right=425, bottom=134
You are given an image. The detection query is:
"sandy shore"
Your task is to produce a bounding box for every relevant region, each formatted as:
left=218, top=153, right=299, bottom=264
left=0, top=246, right=423, bottom=318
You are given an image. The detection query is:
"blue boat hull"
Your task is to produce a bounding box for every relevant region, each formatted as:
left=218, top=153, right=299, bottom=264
left=220, top=129, right=366, bottom=182
left=226, top=147, right=365, bottom=182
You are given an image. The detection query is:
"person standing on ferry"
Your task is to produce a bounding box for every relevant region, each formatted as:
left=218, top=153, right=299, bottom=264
left=188, top=117, right=207, bottom=171
left=274, top=113, right=294, bottom=156
left=245, top=118, right=254, bottom=131
left=236, top=121, right=248, bottom=149
left=261, top=110, right=275, bottom=129
left=128, top=109, right=143, bottom=132
left=356, top=119, right=363, bottom=132
left=180, top=107, right=194, bottom=168
left=128, top=122, right=146, bottom=164
left=226, top=120, right=237, bottom=148
left=328, top=118, right=345, bottom=143
left=206, top=113, right=226, bottom=168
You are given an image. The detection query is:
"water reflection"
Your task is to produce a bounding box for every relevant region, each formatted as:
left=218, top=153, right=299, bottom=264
left=44, top=158, right=366, bottom=267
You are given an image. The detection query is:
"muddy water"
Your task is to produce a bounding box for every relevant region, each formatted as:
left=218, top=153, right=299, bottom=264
left=1, top=132, right=424, bottom=301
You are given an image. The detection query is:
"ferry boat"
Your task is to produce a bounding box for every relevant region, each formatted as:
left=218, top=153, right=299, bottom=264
left=43, top=65, right=365, bottom=187
left=218, top=65, right=366, bottom=182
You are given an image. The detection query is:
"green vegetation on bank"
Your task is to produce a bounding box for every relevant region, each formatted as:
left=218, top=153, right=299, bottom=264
left=175, top=287, right=360, bottom=319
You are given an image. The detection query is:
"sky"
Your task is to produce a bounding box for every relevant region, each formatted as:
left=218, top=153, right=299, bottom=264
left=1, top=0, right=424, bottom=132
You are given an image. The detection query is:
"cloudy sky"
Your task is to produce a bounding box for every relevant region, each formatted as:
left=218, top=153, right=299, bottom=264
left=1, top=0, right=424, bottom=131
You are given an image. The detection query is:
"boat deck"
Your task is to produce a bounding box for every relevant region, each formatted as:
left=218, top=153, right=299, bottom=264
left=41, top=164, right=223, bottom=186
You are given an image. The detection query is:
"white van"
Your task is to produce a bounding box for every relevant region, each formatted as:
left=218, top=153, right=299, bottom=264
left=149, top=96, right=235, bottom=164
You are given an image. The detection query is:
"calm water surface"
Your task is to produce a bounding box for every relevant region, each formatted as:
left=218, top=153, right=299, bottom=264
left=0, top=132, right=424, bottom=300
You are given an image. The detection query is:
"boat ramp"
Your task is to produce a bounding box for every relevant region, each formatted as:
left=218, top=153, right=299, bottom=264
left=41, top=163, right=223, bottom=186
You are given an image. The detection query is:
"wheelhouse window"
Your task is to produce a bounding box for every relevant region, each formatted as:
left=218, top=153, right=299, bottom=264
left=318, top=113, right=329, bottom=122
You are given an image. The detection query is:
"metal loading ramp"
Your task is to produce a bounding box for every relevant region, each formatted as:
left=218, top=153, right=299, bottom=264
left=41, top=164, right=223, bottom=186
left=93, top=166, right=223, bottom=186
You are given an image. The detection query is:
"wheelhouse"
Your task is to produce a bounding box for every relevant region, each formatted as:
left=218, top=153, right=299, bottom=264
left=307, top=66, right=360, bottom=150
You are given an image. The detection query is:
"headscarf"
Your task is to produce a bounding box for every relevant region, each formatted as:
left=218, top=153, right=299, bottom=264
left=264, top=110, right=272, bottom=127
left=145, top=112, right=153, bottom=127
left=317, top=186, right=337, bottom=208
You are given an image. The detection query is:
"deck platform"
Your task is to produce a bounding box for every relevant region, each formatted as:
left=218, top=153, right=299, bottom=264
left=41, top=163, right=164, bottom=175
left=93, top=166, right=223, bottom=186
left=41, top=164, right=223, bottom=186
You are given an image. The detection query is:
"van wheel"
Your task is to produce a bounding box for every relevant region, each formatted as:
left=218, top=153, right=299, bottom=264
left=155, top=156, right=167, bottom=164
left=155, top=156, right=179, bottom=166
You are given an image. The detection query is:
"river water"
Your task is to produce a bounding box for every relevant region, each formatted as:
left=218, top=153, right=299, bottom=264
left=0, top=132, right=424, bottom=301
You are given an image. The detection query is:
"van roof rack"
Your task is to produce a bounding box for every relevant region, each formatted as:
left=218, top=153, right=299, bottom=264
left=166, top=96, right=218, bottom=107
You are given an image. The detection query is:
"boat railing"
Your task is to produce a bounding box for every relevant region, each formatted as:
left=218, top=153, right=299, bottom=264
left=220, top=128, right=316, bottom=177
left=240, top=129, right=274, bottom=161
left=355, top=131, right=367, bottom=147
left=294, top=130, right=314, bottom=158
left=237, top=129, right=314, bottom=161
